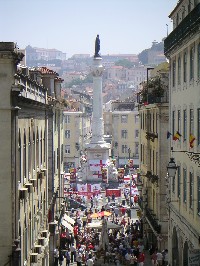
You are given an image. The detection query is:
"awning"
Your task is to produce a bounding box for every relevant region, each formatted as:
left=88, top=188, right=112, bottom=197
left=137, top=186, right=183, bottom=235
left=61, top=220, right=73, bottom=232
left=87, top=220, right=122, bottom=230
left=63, top=214, right=75, bottom=225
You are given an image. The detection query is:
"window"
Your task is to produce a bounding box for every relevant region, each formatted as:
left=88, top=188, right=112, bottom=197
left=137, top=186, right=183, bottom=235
left=183, top=168, right=187, bottom=203
left=198, top=44, right=200, bottom=78
left=177, top=166, right=180, bottom=198
left=172, top=111, right=175, bottom=135
left=190, top=47, right=194, bottom=80
left=183, top=109, right=187, bottom=141
left=183, top=52, right=187, bottom=83
left=178, top=56, right=181, bottom=85
left=65, top=130, right=70, bottom=138
left=176, top=13, right=179, bottom=26
left=198, top=109, right=200, bottom=145
left=140, top=144, right=143, bottom=163
left=172, top=59, right=176, bottom=87
left=172, top=173, right=175, bottom=193
left=121, top=130, right=127, bottom=139
left=135, top=143, right=139, bottom=155
left=135, top=130, right=139, bottom=138
left=65, top=145, right=70, bottom=154
left=121, top=115, right=128, bottom=123
left=198, top=176, right=200, bottom=215
left=178, top=110, right=181, bottom=133
left=189, top=172, right=193, bottom=209
left=65, top=115, right=70, bottom=124
left=122, top=145, right=127, bottom=153
left=135, top=115, right=139, bottom=123
left=190, top=109, right=194, bottom=135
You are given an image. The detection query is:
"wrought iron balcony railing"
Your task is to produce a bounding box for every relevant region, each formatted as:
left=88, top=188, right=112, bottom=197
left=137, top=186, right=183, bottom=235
left=145, top=207, right=161, bottom=234
left=164, top=3, right=200, bottom=55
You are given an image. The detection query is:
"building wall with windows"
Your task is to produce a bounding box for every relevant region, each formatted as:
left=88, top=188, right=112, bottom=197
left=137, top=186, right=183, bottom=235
left=63, top=111, right=91, bottom=172
left=0, top=43, right=50, bottom=266
left=105, top=106, right=139, bottom=168
left=139, top=101, right=169, bottom=252
left=164, top=1, right=200, bottom=265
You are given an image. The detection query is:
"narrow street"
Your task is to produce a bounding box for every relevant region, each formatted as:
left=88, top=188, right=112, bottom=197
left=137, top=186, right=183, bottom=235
left=60, top=185, right=152, bottom=266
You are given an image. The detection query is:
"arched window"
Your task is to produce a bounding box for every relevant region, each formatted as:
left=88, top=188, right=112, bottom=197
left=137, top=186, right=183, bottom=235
left=28, top=127, right=32, bottom=176
left=198, top=43, right=200, bottom=78
left=18, top=129, right=22, bottom=183
left=190, top=46, right=194, bottom=80
left=178, top=56, right=181, bottom=85
left=36, top=127, right=39, bottom=168
left=183, top=52, right=187, bottom=83
left=23, top=129, right=26, bottom=180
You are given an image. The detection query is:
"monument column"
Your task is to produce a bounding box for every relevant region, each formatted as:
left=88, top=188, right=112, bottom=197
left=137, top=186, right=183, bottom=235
left=91, top=57, right=105, bottom=144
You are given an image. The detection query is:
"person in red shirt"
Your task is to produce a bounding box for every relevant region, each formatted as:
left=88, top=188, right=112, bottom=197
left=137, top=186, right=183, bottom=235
left=137, top=251, right=145, bottom=266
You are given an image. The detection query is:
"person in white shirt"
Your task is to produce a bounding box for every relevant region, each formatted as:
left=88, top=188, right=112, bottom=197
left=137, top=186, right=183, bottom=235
left=156, top=250, right=163, bottom=266
left=125, top=252, right=132, bottom=263
left=86, top=254, right=94, bottom=266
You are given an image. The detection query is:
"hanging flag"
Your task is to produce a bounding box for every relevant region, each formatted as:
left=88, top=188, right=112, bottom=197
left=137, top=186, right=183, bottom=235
left=167, top=131, right=172, bottom=139
left=189, top=134, right=195, bottom=148
left=173, top=131, right=182, bottom=141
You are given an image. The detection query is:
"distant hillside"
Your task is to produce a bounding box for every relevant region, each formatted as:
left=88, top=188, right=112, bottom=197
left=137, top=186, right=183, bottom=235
left=138, top=40, right=165, bottom=65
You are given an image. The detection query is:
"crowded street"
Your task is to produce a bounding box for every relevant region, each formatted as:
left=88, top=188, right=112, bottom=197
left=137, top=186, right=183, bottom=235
left=54, top=178, right=154, bottom=266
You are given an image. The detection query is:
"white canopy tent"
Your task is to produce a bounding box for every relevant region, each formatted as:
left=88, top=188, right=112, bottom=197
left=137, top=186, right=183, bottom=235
left=61, top=219, right=73, bottom=232
left=87, top=220, right=122, bottom=230
left=63, top=213, right=75, bottom=225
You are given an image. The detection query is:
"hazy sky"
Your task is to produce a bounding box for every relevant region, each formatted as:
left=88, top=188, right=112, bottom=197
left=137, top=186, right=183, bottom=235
left=1, top=0, right=177, bottom=58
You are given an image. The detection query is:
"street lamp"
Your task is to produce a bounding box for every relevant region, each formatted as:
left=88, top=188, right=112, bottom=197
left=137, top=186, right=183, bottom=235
left=167, top=158, right=178, bottom=178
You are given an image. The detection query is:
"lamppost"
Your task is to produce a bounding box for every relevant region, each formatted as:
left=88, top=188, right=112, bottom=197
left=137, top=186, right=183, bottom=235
left=166, top=157, right=178, bottom=266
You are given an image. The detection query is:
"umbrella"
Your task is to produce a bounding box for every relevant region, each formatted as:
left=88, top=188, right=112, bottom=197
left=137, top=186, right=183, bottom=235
left=87, top=220, right=122, bottom=229
left=90, top=212, right=99, bottom=218
left=98, top=211, right=112, bottom=217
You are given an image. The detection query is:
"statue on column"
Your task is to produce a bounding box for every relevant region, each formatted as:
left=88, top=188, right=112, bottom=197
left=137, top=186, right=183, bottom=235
left=94, top=34, right=100, bottom=58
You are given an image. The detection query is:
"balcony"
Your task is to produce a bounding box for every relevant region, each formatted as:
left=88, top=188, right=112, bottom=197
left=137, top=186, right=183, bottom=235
left=146, top=171, right=158, bottom=184
left=137, top=92, right=169, bottom=105
left=164, top=3, right=200, bottom=55
left=145, top=207, right=161, bottom=234
left=145, top=132, right=158, bottom=142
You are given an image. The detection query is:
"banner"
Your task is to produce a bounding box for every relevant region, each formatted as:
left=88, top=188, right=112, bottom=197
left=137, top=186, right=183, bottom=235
left=102, top=168, right=108, bottom=183
left=69, top=168, right=76, bottom=183
left=106, top=189, right=121, bottom=197
left=118, top=168, right=124, bottom=183
left=89, top=159, right=108, bottom=171
left=91, top=183, right=101, bottom=192
left=77, top=183, right=87, bottom=192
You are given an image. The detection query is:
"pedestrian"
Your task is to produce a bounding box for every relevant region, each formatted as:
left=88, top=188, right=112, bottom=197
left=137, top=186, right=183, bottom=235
left=163, top=249, right=169, bottom=266
left=137, top=251, right=145, bottom=266
left=70, top=244, right=76, bottom=263
left=151, top=250, right=157, bottom=265
left=54, top=246, right=59, bottom=266
left=156, top=250, right=163, bottom=266
left=59, top=250, right=64, bottom=266
left=76, top=252, right=82, bottom=266
left=86, top=253, right=94, bottom=266
left=65, top=250, right=70, bottom=266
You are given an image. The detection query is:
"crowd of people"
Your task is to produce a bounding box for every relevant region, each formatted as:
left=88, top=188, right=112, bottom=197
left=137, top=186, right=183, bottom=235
left=53, top=189, right=168, bottom=266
